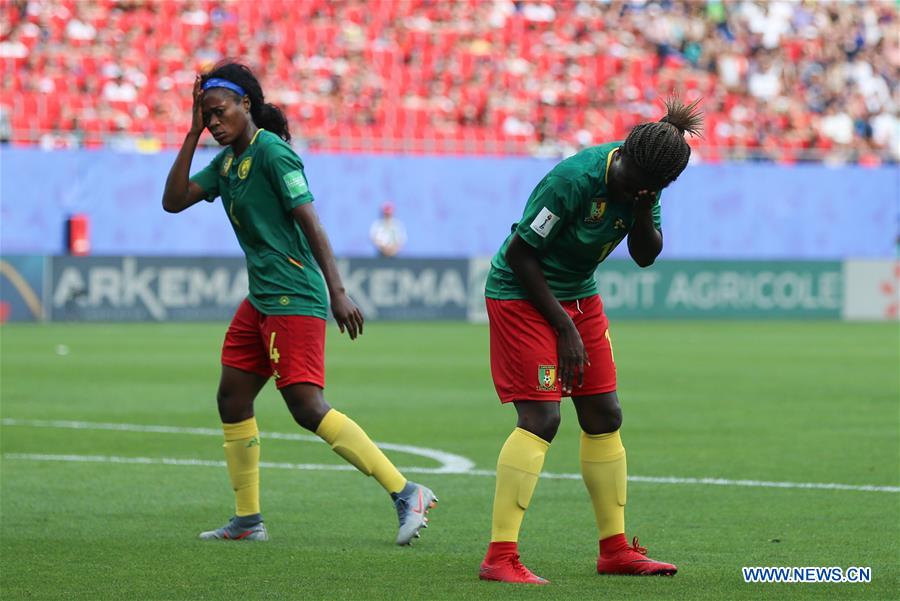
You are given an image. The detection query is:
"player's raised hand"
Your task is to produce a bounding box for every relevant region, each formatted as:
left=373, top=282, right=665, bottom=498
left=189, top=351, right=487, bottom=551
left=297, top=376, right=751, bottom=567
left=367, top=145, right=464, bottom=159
left=633, top=189, right=656, bottom=210
left=556, top=321, right=589, bottom=395
left=331, top=292, right=364, bottom=340
left=190, top=75, right=205, bottom=135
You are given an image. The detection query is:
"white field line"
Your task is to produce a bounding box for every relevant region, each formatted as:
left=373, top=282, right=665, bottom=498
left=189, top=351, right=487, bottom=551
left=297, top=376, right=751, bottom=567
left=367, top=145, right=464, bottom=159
left=0, top=418, right=474, bottom=474
left=478, top=470, right=900, bottom=493
left=2, top=419, right=898, bottom=493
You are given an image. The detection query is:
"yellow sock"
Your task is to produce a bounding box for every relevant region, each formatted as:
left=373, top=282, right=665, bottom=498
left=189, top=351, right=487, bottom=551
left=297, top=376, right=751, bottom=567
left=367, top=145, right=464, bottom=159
left=490, top=427, right=550, bottom=542
left=315, top=409, right=406, bottom=494
left=580, top=430, right=627, bottom=539
left=222, top=417, right=261, bottom=517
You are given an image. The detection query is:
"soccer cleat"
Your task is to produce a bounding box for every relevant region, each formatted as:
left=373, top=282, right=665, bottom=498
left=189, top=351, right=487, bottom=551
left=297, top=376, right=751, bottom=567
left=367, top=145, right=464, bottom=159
left=198, top=514, right=269, bottom=541
left=596, top=536, right=677, bottom=576
left=391, top=481, right=437, bottom=545
left=479, top=542, right=549, bottom=584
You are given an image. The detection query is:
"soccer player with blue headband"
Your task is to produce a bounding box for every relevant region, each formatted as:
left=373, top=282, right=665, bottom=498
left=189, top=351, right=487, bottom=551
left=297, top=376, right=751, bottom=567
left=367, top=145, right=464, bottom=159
left=201, top=77, right=247, bottom=97
left=162, top=61, right=438, bottom=545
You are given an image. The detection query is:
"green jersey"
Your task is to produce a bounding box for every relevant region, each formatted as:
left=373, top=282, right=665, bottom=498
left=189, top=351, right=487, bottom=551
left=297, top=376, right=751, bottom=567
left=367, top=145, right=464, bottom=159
left=485, top=142, right=662, bottom=300
left=190, top=129, right=328, bottom=317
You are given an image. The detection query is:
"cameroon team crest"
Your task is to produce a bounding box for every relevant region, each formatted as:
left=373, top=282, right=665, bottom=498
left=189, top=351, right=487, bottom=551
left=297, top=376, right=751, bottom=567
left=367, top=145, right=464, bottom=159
left=585, top=198, right=607, bottom=223
left=221, top=154, right=233, bottom=176
left=538, top=365, right=557, bottom=391
left=237, top=157, right=252, bottom=179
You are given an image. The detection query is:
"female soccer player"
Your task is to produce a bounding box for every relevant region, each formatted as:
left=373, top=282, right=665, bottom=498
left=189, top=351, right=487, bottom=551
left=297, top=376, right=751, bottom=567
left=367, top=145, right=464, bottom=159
left=162, top=62, right=436, bottom=544
left=479, top=97, right=702, bottom=583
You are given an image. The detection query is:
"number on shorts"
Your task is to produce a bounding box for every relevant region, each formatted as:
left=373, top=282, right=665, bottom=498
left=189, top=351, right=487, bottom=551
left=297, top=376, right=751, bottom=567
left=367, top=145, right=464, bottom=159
left=269, top=331, right=281, bottom=364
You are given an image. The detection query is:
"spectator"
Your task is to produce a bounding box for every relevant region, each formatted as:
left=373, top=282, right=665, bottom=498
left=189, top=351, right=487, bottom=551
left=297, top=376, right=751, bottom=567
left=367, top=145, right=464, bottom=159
left=0, top=105, right=11, bottom=144
left=369, top=202, right=407, bottom=258
left=103, top=75, right=137, bottom=103
left=2, top=0, right=897, bottom=163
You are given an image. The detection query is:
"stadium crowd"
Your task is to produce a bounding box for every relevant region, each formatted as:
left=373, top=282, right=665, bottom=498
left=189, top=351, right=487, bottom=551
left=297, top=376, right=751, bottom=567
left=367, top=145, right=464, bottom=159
left=1, top=0, right=897, bottom=163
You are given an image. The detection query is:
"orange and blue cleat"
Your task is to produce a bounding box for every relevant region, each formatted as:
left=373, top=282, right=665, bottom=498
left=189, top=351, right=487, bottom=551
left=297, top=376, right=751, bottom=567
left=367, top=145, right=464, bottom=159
left=596, top=535, right=677, bottom=576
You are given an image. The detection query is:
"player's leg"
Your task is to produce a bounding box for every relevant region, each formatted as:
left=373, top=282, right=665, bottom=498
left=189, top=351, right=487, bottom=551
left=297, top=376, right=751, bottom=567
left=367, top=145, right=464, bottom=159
left=481, top=406, right=556, bottom=585
left=480, top=298, right=557, bottom=585
left=572, top=295, right=675, bottom=575
left=270, top=314, right=436, bottom=545
left=200, top=300, right=272, bottom=541
left=281, top=382, right=411, bottom=495
left=490, top=400, right=559, bottom=545
left=572, top=392, right=627, bottom=553
left=489, top=400, right=558, bottom=537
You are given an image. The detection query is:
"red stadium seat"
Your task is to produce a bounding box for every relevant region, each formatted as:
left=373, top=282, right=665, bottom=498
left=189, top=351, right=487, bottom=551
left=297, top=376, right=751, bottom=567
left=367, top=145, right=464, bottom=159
left=2, top=0, right=891, bottom=160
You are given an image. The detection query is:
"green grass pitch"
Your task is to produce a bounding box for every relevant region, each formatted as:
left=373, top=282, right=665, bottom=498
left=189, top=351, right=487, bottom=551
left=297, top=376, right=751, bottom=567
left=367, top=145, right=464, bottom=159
left=1, top=320, right=898, bottom=600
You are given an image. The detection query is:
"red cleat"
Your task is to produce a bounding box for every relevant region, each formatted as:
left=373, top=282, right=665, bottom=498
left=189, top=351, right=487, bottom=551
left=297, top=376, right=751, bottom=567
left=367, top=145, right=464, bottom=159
left=479, top=542, right=549, bottom=584
left=596, top=535, right=677, bottom=576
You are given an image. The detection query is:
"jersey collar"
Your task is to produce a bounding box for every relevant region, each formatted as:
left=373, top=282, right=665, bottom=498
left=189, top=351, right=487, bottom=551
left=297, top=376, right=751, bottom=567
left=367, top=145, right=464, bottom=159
left=604, top=147, right=618, bottom=186
left=232, top=128, right=263, bottom=160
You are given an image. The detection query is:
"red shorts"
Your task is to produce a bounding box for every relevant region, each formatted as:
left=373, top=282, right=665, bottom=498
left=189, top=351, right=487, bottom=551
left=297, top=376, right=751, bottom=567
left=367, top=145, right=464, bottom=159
left=486, top=295, right=616, bottom=403
left=221, top=299, right=326, bottom=389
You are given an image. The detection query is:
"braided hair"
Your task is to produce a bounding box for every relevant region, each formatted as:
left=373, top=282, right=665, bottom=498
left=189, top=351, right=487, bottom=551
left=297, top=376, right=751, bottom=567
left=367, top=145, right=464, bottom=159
left=621, top=97, right=703, bottom=189
left=201, top=61, right=291, bottom=142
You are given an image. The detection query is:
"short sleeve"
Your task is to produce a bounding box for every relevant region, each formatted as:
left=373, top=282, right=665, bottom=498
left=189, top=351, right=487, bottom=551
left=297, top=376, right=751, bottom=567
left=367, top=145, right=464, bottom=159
left=189, top=151, right=225, bottom=201
left=515, top=175, right=580, bottom=250
left=263, top=144, right=315, bottom=212
left=651, top=191, right=662, bottom=229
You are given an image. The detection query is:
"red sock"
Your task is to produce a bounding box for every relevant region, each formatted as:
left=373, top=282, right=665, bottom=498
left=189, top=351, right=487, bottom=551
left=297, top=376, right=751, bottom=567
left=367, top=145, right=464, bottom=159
left=599, top=533, right=629, bottom=557
left=484, top=541, right=518, bottom=562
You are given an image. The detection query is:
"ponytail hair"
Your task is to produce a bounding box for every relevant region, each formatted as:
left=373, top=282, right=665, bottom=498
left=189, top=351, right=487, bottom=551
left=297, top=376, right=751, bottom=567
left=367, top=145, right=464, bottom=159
left=201, top=61, right=291, bottom=142
left=622, top=96, right=703, bottom=188
left=252, top=102, right=290, bottom=143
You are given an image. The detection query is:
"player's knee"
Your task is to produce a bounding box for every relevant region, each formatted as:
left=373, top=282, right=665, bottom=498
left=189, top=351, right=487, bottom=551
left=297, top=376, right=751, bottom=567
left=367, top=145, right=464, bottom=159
left=285, top=400, right=323, bottom=431
left=216, top=388, right=253, bottom=423
left=540, top=415, right=561, bottom=442
left=520, top=412, right=560, bottom=442
left=580, top=405, right=622, bottom=435
left=281, top=386, right=329, bottom=431
left=290, top=407, right=329, bottom=432
left=605, top=406, right=623, bottom=433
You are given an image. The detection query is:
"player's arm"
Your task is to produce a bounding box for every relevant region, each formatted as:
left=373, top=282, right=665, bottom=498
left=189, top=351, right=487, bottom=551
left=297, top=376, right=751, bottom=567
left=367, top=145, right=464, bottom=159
left=506, top=174, right=589, bottom=394
left=627, top=189, right=663, bottom=267
left=162, top=75, right=211, bottom=213
left=291, top=204, right=364, bottom=340
left=506, top=235, right=586, bottom=395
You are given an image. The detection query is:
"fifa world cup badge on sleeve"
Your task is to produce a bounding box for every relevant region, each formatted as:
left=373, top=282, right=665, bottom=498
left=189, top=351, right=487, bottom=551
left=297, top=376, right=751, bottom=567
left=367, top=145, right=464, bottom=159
left=283, top=170, right=309, bottom=197
left=530, top=207, right=560, bottom=238
left=538, top=365, right=557, bottom=391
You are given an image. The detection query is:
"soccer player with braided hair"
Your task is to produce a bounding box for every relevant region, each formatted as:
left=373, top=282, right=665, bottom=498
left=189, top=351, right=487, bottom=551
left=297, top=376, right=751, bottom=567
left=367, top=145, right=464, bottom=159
left=479, top=97, right=702, bottom=584
left=162, top=61, right=436, bottom=545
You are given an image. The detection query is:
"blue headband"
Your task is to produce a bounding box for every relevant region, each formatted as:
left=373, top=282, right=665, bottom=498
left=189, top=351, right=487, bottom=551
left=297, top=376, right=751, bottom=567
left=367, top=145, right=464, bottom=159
left=201, top=78, right=246, bottom=97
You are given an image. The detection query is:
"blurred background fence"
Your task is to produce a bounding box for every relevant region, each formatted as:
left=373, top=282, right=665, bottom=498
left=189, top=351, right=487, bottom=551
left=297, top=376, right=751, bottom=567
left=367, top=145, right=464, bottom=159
left=1, top=148, right=896, bottom=258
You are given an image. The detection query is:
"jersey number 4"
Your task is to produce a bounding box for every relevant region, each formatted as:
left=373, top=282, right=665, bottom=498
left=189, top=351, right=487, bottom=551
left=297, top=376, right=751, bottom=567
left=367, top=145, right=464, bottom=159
left=269, top=332, right=281, bottom=364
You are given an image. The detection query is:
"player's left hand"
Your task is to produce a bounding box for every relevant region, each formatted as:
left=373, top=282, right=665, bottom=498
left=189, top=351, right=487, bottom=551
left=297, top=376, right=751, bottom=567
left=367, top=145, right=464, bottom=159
left=332, top=293, right=364, bottom=340
left=632, top=189, right=656, bottom=210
